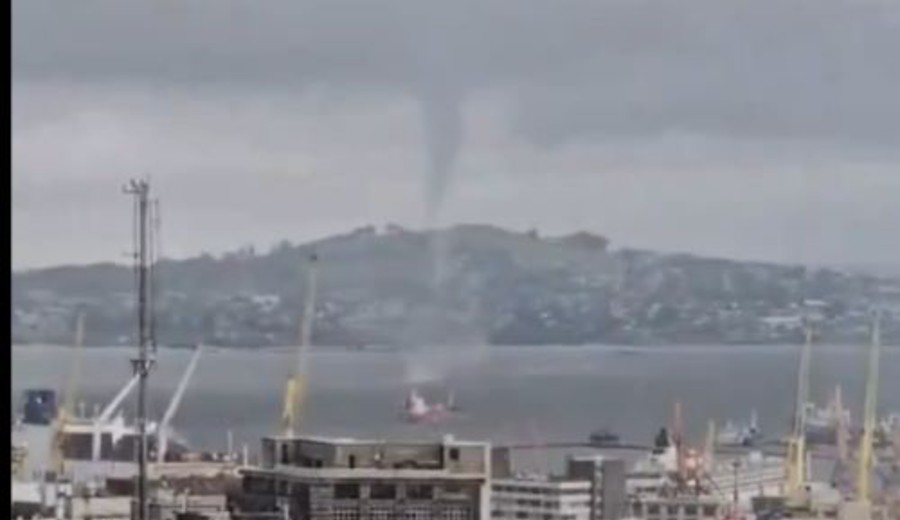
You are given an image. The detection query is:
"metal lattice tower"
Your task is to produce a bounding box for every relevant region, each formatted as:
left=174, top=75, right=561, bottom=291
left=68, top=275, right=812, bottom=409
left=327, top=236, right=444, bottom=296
left=124, top=179, right=156, bottom=520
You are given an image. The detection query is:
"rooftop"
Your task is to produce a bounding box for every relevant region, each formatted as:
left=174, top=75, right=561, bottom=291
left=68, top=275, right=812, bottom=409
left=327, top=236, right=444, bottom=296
left=265, top=433, right=489, bottom=448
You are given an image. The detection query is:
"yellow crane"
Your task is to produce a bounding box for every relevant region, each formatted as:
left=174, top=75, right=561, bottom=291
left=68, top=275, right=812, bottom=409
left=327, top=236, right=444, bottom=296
left=785, top=322, right=813, bottom=506
left=835, top=313, right=884, bottom=520
left=280, top=253, right=319, bottom=437
left=703, top=419, right=716, bottom=473
left=857, top=312, right=881, bottom=505
left=53, top=312, right=86, bottom=476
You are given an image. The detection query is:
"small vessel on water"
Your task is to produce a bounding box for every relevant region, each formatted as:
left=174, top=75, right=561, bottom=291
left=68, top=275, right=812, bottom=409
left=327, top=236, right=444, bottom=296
left=402, top=388, right=458, bottom=424
left=717, top=410, right=762, bottom=447
left=588, top=428, right=621, bottom=446
left=626, top=424, right=786, bottom=515
left=804, top=386, right=851, bottom=445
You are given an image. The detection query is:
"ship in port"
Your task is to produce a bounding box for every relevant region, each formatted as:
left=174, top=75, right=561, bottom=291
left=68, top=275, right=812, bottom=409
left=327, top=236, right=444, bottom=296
left=11, top=181, right=241, bottom=520
left=403, top=388, right=458, bottom=424
left=716, top=410, right=762, bottom=448
left=627, top=428, right=788, bottom=510
left=10, top=345, right=234, bottom=485
left=804, top=386, right=852, bottom=445
left=588, top=428, right=621, bottom=447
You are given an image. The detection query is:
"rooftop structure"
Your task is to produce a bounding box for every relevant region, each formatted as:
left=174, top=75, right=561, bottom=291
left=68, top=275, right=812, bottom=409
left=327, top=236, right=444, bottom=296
left=232, top=434, right=491, bottom=520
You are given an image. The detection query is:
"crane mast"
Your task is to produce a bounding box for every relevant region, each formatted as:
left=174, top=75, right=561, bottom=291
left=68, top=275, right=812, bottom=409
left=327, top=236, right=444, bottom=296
left=857, top=312, right=881, bottom=505
left=786, top=323, right=813, bottom=501
left=704, top=419, right=716, bottom=473
left=280, top=253, right=319, bottom=437
left=53, top=312, right=86, bottom=475
left=673, top=400, right=685, bottom=480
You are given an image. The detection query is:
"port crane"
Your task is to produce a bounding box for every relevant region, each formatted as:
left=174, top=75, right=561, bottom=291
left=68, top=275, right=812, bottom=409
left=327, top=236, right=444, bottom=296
left=53, top=312, right=86, bottom=476
left=784, top=322, right=813, bottom=509
left=280, top=253, right=319, bottom=437
left=843, top=312, right=883, bottom=517
left=157, top=344, right=204, bottom=462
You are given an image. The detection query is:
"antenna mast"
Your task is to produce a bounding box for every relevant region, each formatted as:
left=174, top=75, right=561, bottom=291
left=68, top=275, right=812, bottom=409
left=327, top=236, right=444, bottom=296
left=124, top=179, right=155, bottom=520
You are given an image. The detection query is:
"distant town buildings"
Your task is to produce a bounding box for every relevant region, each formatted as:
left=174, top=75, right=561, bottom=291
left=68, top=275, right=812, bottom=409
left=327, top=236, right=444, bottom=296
left=11, top=226, right=900, bottom=347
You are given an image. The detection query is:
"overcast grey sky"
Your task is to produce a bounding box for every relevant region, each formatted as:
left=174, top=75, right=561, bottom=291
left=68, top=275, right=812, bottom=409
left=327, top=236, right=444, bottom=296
left=12, top=0, right=900, bottom=269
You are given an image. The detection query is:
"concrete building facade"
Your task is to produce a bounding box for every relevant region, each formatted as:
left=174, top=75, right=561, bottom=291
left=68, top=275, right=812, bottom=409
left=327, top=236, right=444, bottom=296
left=232, top=435, right=491, bottom=520
left=491, top=477, right=592, bottom=520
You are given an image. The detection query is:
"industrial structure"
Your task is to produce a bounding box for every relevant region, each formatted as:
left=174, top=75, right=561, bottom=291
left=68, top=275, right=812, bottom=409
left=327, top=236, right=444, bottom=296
left=11, top=180, right=240, bottom=520
left=753, top=312, right=895, bottom=519
left=11, top=179, right=900, bottom=520
left=125, top=178, right=157, bottom=520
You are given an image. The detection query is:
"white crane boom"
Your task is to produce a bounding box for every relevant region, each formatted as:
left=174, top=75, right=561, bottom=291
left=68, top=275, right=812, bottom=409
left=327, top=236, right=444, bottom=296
left=92, top=373, right=140, bottom=460
left=157, top=344, right=204, bottom=462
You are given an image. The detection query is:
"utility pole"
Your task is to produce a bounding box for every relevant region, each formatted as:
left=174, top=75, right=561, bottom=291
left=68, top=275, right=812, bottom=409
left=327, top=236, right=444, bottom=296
left=124, top=179, right=155, bottom=520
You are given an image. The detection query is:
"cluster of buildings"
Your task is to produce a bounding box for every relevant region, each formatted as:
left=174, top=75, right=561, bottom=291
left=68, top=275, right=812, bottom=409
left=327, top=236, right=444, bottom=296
left=13, top=231, right=900, bottom=348
left=224, top=430, right=795, bottom=520
left=13, top=411, right=783, bottom=520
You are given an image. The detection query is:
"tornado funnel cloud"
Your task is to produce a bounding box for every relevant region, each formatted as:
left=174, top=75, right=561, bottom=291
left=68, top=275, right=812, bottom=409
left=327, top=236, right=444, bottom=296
left=402, top=24, right=482, bottom=389
left=420, top=84, right=463, bottom=229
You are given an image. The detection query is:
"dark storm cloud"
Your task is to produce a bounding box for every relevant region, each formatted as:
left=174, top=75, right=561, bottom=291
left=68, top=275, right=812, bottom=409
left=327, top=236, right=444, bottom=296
left=13, top=0, right=900, bottom=149
left=11, top=0, right=900, bottom=267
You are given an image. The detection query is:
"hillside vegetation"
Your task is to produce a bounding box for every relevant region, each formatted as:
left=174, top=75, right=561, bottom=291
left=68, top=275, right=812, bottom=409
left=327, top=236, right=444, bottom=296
left=12, top=225, right=900, bottom=347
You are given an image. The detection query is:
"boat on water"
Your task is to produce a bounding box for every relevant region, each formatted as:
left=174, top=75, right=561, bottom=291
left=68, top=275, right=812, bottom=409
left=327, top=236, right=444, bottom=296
left=588, top=428, right=621, bottom=446
left=717, top=410, right=762, bottom=447
left=12, top=390, right=194, bottom=478
left=803, top=387, right=851, bottom=445
left=625, top=427, right=787, bottom=513
left=10, top=344, right=236, bottom=486
left=402, top=388, right=459, bottom=424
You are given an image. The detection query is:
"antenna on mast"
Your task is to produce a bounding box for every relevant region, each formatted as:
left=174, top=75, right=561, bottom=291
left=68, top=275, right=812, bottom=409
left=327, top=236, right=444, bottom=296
left=123, top=178, right=156, bottom=520
left=149, top=198, right=161, bottom=353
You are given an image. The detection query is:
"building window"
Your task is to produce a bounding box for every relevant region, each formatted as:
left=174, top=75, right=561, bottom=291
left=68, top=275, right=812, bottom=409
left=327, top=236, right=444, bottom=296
left=445, top=483, right=463, bottom=494
left=244, top=476, right=275, bottom=494
left=443, top=507, right=470, bottom=520
left=334, top=507, right=360, bottom=520
left=449, top=448, right=460, bottom=461
left=701, top=505, right=717, bottom=516
left=291, top=483, right=310, bottom=501
left=280, top=444, right=290, bottom=465
left=370, top=508, right=393, bottom=520
left=406, top=484, right=434, bottom=500
left=684, top=504, right=698, bottom=515
left=370, top=483, right=397, bottom=500
left=404, top=506, right=431, bottom=520
left=348, top=454, right=356, bottom=468
left=334, top=483, right=360, bottom=500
